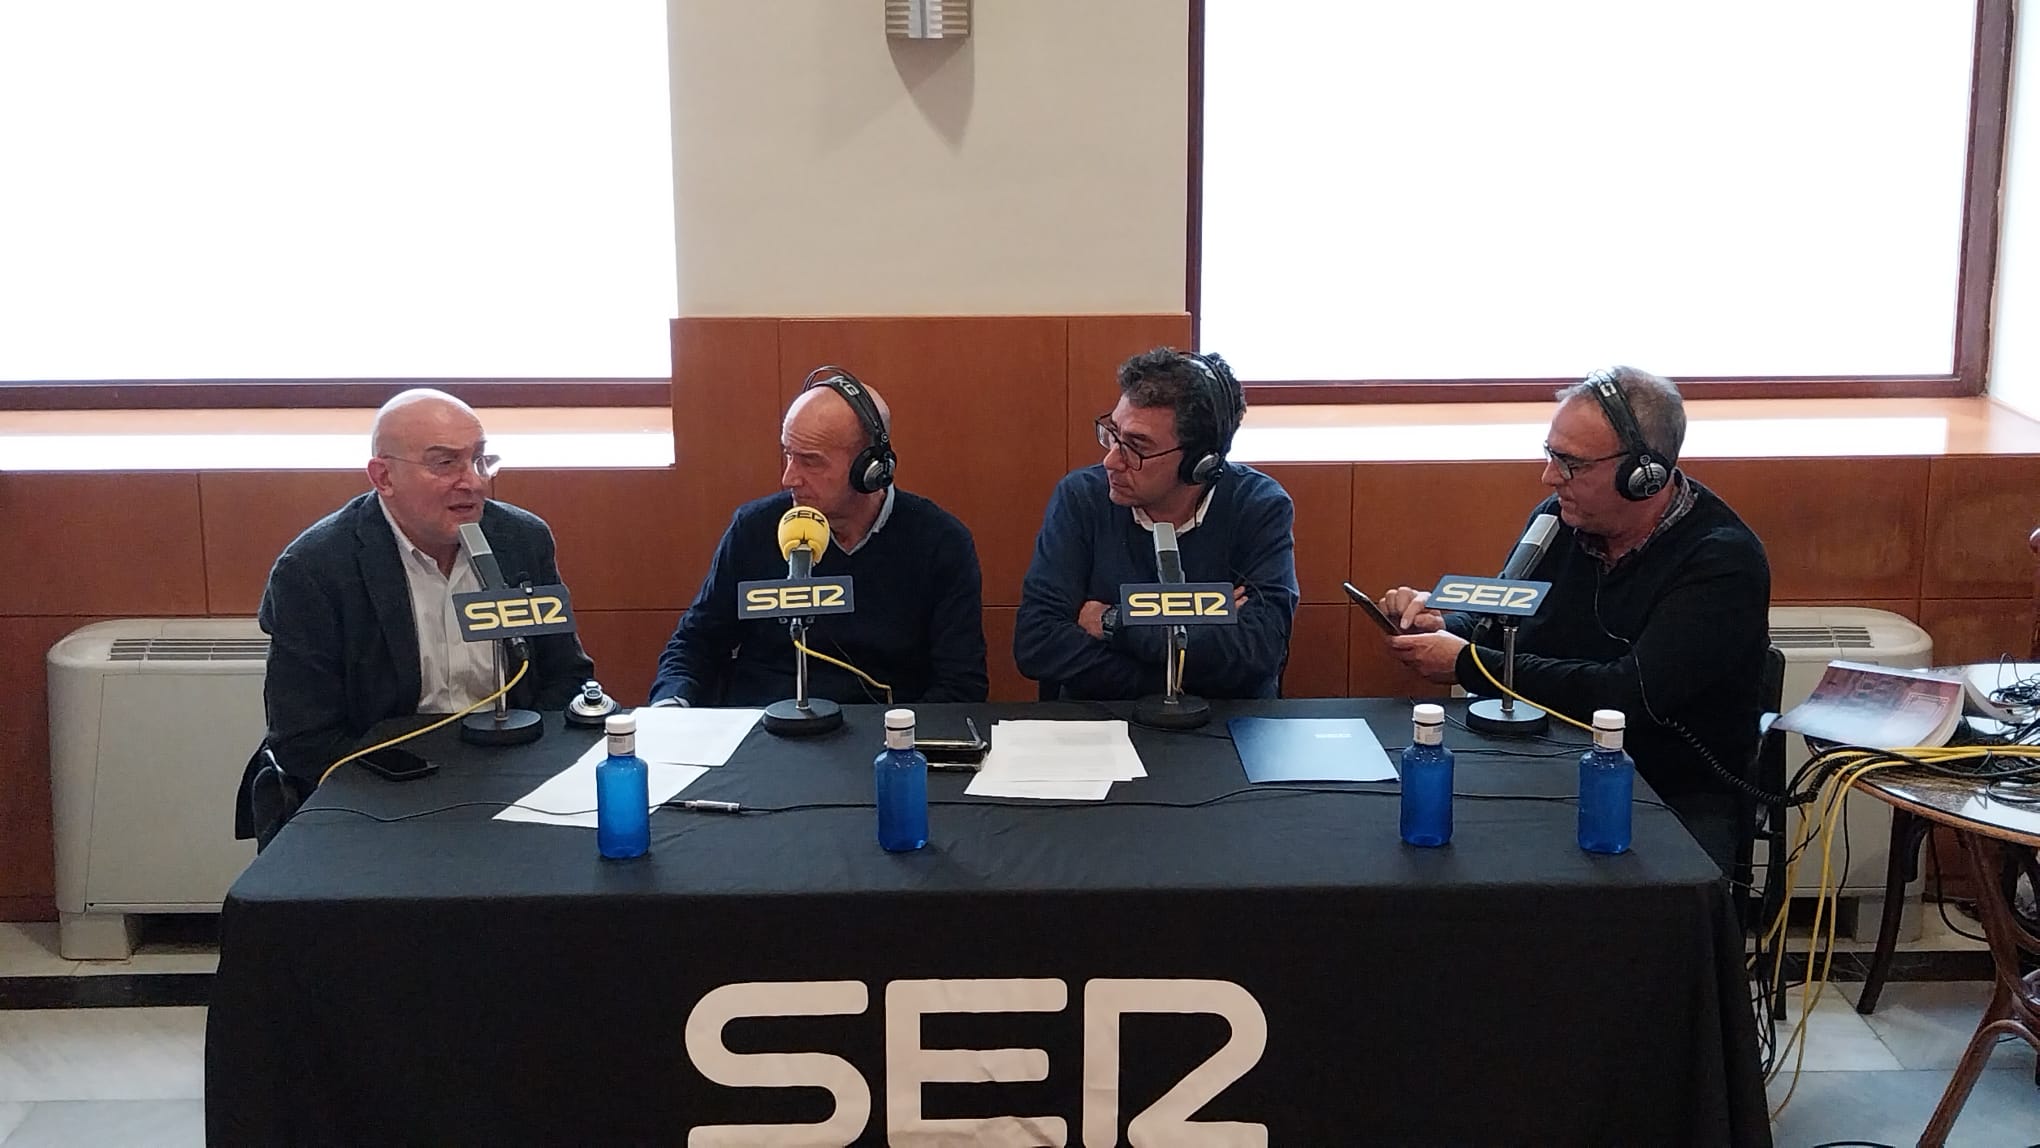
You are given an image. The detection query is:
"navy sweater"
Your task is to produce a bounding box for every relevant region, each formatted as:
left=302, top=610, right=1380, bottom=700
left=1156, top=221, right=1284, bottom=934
left=1015, top=464, right=1299, bottom=700
left=1446, top=480, right=1771, bottom=803
left=650, top=490, right=988, bottom=706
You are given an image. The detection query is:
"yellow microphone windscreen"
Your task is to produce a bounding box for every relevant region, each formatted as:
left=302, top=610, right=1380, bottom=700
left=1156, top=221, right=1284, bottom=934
left=778, top=506, right=831, bottom=561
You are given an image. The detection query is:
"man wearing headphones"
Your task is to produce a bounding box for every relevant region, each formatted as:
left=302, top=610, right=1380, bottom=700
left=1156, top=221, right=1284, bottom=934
left=1379, top=366, right=1771, bottom=868
left=648, top=368, right=988, bottom=706
left=1015, top=347, right=1299, bottom=700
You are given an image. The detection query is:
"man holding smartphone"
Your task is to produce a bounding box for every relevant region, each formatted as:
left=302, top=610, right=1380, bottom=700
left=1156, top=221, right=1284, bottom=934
left=1370, top=368, right=1770, bottom=870
left=236, top=389, right=594, bottom=840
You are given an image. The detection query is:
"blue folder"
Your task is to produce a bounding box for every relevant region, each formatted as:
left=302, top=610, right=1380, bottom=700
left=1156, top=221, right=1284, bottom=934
left=1227, top=717, right=1399, bottom=784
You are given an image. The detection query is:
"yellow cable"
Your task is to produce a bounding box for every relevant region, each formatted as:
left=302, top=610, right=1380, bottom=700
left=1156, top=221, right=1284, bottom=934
left=317, top=659, right=530, bottom=786
left=792, top=639, right=894, bottom=704
left=1465, top=642, right=1594, bottom=732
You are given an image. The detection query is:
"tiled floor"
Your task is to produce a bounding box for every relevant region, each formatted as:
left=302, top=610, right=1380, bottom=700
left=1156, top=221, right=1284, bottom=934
left=2, top=921, right=2037, bottom=1145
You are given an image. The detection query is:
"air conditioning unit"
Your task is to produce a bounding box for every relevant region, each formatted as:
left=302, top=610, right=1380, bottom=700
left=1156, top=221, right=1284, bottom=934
left=48, top=619, right=268, bottom=959
left=1766, top=606, right=1934, bottom=940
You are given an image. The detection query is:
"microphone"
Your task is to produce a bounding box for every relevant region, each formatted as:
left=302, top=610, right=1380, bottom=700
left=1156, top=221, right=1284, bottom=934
left=456, top=522, right=508, bottom=591
left=1152, top=521, right=1185, bottom=584
left=777, top=506, right=831, bottom=580
left=1496, top=513, right=1560, bottom=581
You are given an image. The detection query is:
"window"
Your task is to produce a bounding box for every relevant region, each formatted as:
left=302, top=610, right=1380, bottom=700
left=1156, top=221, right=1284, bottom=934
left=1194, top=1, right=2009, bottom=398
left=0, top=1, right=676, bottom=406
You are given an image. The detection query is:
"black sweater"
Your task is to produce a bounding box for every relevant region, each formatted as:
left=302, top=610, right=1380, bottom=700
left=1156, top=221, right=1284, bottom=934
left=650, top=490, right=988, bottom=706
left=1446, top=480, right=1771, bottom=802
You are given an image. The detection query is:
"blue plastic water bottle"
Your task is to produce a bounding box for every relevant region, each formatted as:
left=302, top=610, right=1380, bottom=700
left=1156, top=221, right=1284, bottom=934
left=875, top=708, right=929, bottom=852
left=1578, top=709, right=1635, bottom=855
left=596, top=712, right=650, bottom=859
left=1399, top=703, right=1454, bottom=847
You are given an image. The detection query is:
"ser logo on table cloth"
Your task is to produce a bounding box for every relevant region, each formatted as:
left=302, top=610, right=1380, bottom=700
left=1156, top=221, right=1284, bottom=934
left=684, top=976, right=1269, bottom=1146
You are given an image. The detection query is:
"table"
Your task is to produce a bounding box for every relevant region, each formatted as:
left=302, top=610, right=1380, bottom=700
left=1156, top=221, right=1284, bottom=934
left=1851, top=769, right=2040, bottom=1147
left=204, top=698, right=1768, bottom=1146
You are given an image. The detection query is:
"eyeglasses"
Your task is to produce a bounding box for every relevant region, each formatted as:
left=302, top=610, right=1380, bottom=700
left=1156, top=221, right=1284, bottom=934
left=1095, top=416, right=1183, bottom=472
left=378, top=452, right=502, bottom=480
left=1541, top=444, right=1625, bottom=483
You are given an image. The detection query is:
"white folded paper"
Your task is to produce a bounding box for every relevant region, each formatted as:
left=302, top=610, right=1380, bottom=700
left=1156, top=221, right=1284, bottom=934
left=965, top=719, right=1144, bottom=801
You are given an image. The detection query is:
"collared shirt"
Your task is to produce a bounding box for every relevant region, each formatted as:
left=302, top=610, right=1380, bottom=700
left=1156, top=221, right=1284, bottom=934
left=378, top=497, right=497, bottom=712
left=1132, top=484, right=1217, bottom=536
left=1578, top=470, right=1697, bottom=568
left=838, top=485, right=897, bottom=556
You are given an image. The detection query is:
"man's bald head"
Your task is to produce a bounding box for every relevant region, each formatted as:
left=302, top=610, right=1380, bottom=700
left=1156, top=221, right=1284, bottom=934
left=783, top=381, right=892, bottom=451
left=370, top=388, right=483, bottom=459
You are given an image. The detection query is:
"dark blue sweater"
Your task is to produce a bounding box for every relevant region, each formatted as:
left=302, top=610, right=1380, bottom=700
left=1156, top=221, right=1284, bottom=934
left=1015, top=464, right=1298, bottom=700
left=650, top=490, right=987, bottom=706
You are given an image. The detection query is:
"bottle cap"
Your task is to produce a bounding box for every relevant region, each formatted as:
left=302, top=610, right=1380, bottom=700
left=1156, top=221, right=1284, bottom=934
left=1592, top=709, right=1625, bottom=731
left=606, top=712, right=636, bottom=736
left=1413, top=703, right=1445, bottom=725
left=884, top=708, right=916, bottom=730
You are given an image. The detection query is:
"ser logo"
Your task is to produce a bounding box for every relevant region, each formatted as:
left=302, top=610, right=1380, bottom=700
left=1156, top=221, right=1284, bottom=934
left=737, top=577, right=857, bottom=620
left=1426, top=575, right=1551, bottom=617
left=1118, top=581, right=1239, bottom=627
left=452, top=585, right=578, bottom=639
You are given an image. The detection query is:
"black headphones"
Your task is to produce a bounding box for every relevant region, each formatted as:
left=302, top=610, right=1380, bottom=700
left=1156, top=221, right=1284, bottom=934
left=1179, top=351, right=1247, bottom=487
left=1585, top=367, right=1671, bottom=502
left=800, top=365, right=896, bottom=495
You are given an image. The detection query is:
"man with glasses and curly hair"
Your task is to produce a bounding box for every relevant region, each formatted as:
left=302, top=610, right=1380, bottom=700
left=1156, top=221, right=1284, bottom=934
left=1375, top=366, right=1771, bottom=870
left=238, top=388, right=593, bottom=832
left=1015, top=347, right=1298, bottom=701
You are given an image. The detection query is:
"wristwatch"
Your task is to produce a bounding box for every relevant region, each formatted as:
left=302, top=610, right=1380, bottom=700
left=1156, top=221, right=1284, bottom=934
left=1099, top=605, right=1120, bottom=641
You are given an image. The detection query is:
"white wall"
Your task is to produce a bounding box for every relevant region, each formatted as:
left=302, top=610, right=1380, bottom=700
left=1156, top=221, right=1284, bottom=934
left=668, top=0, right=1186, bottom=316
left=1991, top=0, right=2040, bottom=419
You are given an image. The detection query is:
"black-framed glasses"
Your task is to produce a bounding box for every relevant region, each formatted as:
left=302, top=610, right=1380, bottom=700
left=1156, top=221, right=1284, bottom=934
left=379, top=452, right=502, bottom=480
left=1094, top=416, right=1183, bottom=471
left=1541, top=444, right=1624, bottom=483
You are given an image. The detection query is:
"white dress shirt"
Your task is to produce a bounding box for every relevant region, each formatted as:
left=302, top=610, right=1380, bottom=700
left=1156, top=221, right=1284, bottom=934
left=379, top=498, right=497, bottom=712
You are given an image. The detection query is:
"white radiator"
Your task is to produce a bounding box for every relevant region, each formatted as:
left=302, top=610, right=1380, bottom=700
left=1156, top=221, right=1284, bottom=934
left=47, top=619, right=266, bottom=959
left=1765, top=606, right=1934, bottom=939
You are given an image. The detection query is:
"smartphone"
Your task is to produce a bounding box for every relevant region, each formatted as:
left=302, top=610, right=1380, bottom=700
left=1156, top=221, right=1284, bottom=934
left=1342, top=581, right=1407, bottom=637
left=915, top=718, right=989, bottom=768
left=359, top=747, right=439, bottom=782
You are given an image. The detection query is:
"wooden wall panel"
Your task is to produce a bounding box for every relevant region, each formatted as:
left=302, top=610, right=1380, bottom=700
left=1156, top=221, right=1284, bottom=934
left=572, top=609, right=677, bottom=707
left=777, top=318, right=1069, bottom=608
left=1065, top=314, right=1195, bottom=468
left=1258, top=464, right=1352, bottom=605
left=1917, top=598, right=2035, bottom=666
left=1922, top=456, right=2040, bottom=598
left=1346, top=461, right=1550, bottom=603
left=671, top=318, right=784, bottom=530
left=491, top=469, right=695, bottom=612
left=1683, top=458, right=1929, bottom=602
left=1281, top=604, right=1349, bottom=698
left=0, top=474, right=207, bottom=616
left=0, top=616, right=108, bottom=916
left=982, top=607, right=1031, bottom=703
left=200, top=472, right=372, bottom=614
left=1348, top=613, right=1449, bottom=701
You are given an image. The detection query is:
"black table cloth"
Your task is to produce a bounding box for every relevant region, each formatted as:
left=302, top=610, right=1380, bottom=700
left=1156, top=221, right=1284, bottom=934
left=205, top=697, right=1768, bottom=1146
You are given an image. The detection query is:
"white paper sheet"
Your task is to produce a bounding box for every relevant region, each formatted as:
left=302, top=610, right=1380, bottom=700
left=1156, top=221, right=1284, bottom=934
left=627, top=706, right=764, bottom=766
left=964, top=719, right=1145, bottom=800
left=495, top=740, right=709, bottom=828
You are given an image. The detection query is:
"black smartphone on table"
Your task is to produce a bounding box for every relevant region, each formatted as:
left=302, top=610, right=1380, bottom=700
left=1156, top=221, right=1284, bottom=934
left=1342, top=581, right=1408, bottom=636
left=359, top=747, right=439, bottom=782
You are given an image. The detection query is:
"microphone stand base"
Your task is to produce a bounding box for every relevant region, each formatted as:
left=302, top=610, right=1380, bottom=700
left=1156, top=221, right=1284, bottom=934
left=1132, top=694, right=1211, bottom=731
left=460, top=708, right=545, bottom=746
left=1465, top=697, right=1549, bottom=737
left=563, top=700, right=620, bottom=728
left=763, top=697, right=844, bottom=737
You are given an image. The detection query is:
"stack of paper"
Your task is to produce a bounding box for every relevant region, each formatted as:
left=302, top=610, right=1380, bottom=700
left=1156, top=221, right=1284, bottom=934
left=496, top=707, right=764, bottom=828
left=965, top=719, right=1145, bottom=801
